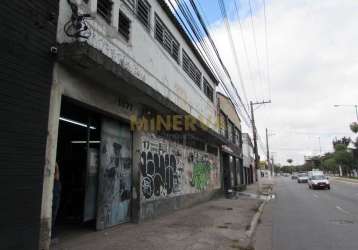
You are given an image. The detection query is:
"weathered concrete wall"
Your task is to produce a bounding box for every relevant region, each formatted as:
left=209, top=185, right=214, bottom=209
left=136, top=132, right=221, bottom=220
left=242, top=133, right=254, bottom=168
left=217, top=93, right=241, bottom=130
left=57, top=0, right=218, bottom=131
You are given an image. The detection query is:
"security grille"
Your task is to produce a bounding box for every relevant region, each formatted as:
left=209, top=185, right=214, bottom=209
left=182, top=50, right=201, bottom=87
left=118, top=10, right=131, bottom=41
left=97, top=0, right=113, bottom=24
left=203, top=77, right=214, bottom=102
left=154, top=14, right=180, bottom=62
left=137, top=0, right=151, bottom=29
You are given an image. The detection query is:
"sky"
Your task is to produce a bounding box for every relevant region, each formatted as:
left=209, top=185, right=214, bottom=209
left=169, top=0, right=358, bottom=165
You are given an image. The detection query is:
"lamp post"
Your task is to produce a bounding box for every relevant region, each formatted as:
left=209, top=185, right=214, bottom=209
left=317, top=136, right=322, bottom=155
left=334, top=104, right=358, bottom=121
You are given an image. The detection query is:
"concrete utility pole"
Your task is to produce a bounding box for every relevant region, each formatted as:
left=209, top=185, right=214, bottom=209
left=266, top=128, right=270, bottom=172
left=250, top=100, right=271, bottom=171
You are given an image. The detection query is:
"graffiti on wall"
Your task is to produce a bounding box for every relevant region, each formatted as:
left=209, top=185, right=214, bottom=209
left=187, top=151, right=219, bottom=190
left=140, top=140, right=184, bottom=199
left=98, top=119, right=132, bottom=229
left=140, top=135, right=220, bottom=200
left=191, top=162, right=212, bottom=190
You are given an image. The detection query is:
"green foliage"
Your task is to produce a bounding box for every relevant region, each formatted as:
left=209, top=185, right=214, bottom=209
left=322, top=158, right=337, bottom=172
left=334, top=143, right=347, bottom=152
left=350, top=122, right=358, bottom=133
left=333, top=137, right=351, bottom=148
left=287, top=159, right=293, bottom=164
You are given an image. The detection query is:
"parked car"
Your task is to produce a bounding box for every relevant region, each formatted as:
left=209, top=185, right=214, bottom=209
left=308, top=175, right=330, bottom=190
left=297, top=173, right=308, bottom=183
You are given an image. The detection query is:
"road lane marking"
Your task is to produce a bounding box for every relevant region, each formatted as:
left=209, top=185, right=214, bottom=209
left=336, top=206, right=350, bottom=214
left=313, top=194, right=319, bottom=198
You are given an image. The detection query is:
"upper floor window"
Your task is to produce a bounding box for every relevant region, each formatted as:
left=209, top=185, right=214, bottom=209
left=203, top=78, right=214, bottom=102
left=118, top=9, right=131, bottom=41
left=219, top=112, right=227, bottom=137
left=137, top=0, right=151, bottom=29
left=97, top=0, right=113, bottom=24
left=235, top=128, right=242, bottom=146
left=154, top=14, right=180, bottom=62
left=182, top=50, right=201, bottom=87
left=228, top=121, right=234, bottom=142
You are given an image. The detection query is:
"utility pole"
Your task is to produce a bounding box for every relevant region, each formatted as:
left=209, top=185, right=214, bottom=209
left=250, top=100, right=271, bottom=171
left=266, top=128, right=270, bottom=173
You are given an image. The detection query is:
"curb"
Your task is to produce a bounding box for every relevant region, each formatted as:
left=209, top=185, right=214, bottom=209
left=245, top=199, right=267, bottom=239
left=331, top=177, right=358, bottom=184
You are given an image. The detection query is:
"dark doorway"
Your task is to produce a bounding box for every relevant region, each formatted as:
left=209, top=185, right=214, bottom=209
left=222, top=153, right=231, bottom=192
left=55, top=98, right=101, bottom=236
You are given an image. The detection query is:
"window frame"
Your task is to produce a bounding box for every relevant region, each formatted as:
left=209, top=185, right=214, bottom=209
left=136, top=0, right=151, bottom=30
left=97, top=0, right=113, bottom=24
left=182, top=49, right=202, bottom=88
left=154, top=14, right=180, bottom=63
left=203, top=77, right=214, bottom=102
left=117, top=9, right=131, bottom=41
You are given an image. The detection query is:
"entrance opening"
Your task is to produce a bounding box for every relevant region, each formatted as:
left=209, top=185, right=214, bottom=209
left=55, top=98, right=101, bottom=237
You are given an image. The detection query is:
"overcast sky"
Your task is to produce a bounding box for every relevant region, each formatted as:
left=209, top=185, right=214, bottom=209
left=198, top=0, right=358, bottom=165
left=167, top=0, right=358, bottom=164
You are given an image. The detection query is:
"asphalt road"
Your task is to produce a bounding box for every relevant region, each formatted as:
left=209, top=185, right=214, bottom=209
left=255, top=177, right=358, bottom=250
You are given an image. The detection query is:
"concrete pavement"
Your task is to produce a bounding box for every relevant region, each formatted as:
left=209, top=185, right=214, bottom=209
left=254, top=177, right=358, bottom=250
left=54, top=195, right=262, bottom=250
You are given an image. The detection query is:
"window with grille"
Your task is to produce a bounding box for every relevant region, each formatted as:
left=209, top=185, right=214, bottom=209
left=154, top=15, right=180, bottom=62
left=118, top=10, right=131, bottom=41
left=182, top=50, right=201, bottom=87
left=137, top=0, right=151, bottom=29
left=203, top=78, right=214, bottom=102
left=97, top=0, right=113, bottom=24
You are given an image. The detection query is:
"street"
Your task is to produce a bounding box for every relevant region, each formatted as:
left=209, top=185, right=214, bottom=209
left=255, top=177, right=358, bottom=250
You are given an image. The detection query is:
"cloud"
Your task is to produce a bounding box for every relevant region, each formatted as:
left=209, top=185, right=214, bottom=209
left=209, top=0, right=358, bottom=164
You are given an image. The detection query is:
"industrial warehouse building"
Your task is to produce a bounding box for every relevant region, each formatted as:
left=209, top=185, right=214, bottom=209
left=0, top=1, right=252, bottom=249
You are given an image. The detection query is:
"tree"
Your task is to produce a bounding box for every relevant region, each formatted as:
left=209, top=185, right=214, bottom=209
left=330, top=139, right=355, bottom=176
left=350, top=122, right=358, bottom=133
left=333, top=137, right=351, bottom=148
left=322, top=158, right=338, bottom=173
left=287, top=159, right=293, bottom=164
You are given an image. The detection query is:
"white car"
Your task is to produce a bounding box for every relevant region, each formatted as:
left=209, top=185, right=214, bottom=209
left=297, top=173, right=308, bottom=183
left=308, top=175, right=330, bottom=190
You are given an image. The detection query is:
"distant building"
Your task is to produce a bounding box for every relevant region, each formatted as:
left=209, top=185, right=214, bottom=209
left=242, top=133, right=256, bottom=184
left=217, top=92, right=244, bottom=191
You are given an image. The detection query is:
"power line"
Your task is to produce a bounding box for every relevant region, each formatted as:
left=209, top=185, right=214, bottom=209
left=262, top=0, right=272, bottom=99
left=247, top=0, right=266, bottom=98
left=233, top=0, right=259, bottom=102
left=168, top=0, right=252, bottom=129
left=218, top=0, right=250, bottom=110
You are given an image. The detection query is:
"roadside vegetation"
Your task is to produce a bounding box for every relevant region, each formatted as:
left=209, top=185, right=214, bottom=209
left=276, top=123, right=358, bottom=177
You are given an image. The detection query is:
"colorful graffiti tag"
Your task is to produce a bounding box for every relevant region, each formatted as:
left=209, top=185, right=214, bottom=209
left=191, top=162, right=212, bottom=190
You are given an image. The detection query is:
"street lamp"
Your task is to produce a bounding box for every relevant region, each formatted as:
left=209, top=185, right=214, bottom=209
left=317, top=136, right=322, bottom=155
left=334, top=104, right=358, bottom=121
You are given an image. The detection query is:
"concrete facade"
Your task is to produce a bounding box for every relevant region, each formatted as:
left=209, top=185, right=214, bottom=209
left=217, top=93, right=243, bottom=191
left=242, top=133, right=255, bottom=184
left=39, top=0, right=226, bottom=249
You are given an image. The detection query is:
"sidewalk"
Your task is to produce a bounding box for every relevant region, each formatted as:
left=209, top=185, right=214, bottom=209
left=55, top=197, right=262, bottom=250
left=331, top=176, right=358, bottom=184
